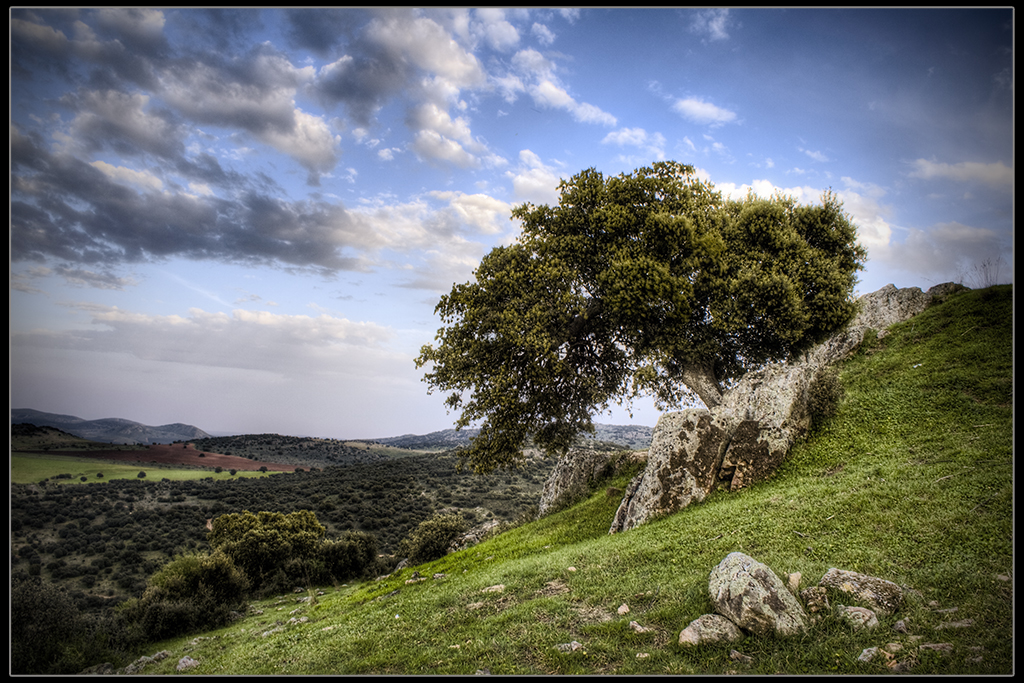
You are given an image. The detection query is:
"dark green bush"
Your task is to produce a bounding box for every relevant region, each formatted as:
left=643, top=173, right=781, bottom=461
left=320, top=531, right=380, bottom=582
left=11, top=575, right=90, bottom=674
left=808, top=365, right=844, bottom=423
left=117, top=551, right=249, bottom=642
left=208, top=510, right=325, bottom=591
left=400, top=512, right=467, bottom=565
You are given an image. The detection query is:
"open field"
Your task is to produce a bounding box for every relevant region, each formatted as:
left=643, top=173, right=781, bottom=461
left=11, top=442, right=296, bottom=486
left=10, top=452, right=283, bottom=485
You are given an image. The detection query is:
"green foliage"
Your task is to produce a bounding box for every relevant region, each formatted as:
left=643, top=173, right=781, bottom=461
left=208, top=510, right=325, bottom=591
left=808, top=366, right=845, bottom=425
left=147, top=550, right=250, bottom=606
left=417, top=161, right=866, bottom=473
left=116, top=551, right=249, bottom=643
left=400, top=512, right=468, bottom=565
left=320, top=531, right=380, bottom=582
left=11, top=575, right=90, bottom=674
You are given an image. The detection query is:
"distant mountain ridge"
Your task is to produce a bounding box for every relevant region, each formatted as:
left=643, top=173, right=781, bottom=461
left=371, top=423, right=654, bottom=452
left=11, top=409, right=211, bottom=445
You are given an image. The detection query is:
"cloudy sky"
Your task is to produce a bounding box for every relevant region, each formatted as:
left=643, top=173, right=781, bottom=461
left=10, top=8, right=1014, bottom=439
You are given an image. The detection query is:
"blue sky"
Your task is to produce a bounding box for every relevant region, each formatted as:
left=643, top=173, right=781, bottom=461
left=10, top=8, right=1014, bottom=438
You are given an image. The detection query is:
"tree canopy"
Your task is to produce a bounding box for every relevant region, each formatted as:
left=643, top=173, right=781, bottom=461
left=416, top=161, right=867, bottom=473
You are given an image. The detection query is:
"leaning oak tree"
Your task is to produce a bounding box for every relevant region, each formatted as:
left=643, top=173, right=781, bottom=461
left=416, top=161, right=866, bottom=473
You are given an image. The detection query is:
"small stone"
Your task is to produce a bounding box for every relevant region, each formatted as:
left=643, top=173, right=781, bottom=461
left=730, top=650, right=753, bottom=665
left=176, top=656, right=199, bottom=672
left=840, top=605, right=879, bottom=630
left=481, top=584, right=505, bottom=593
left=934, top=619, right=974, bottom=630
left=892, top=619, right=909, bottom=633
left=555, top=640, right=584, bottom=652
left=787, top=572, right=802, bottom=593
left=883, top=642, right=903, bottom=653
left=567, top=566, right=577, bottom=572
left=628, top=620, right=650, bottom=633
left=857, top=647, right=879, bottom=663
left=919, top=642, right=954, bottom=655
left=618, top=603, right=630, bottom=615
left=636, top=652, right=649, bottom=659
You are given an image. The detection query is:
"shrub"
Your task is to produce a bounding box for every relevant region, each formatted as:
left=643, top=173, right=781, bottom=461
left=400, top=512, right=468, bottom=565
left=137, top=471, right=146, bottom=478
left=320, top=531, right=380, bottom=582
left=117, top=551, right=249, bottom=643
left=208, top=510, right=325, bottom=592
left=808, top=365, right=844, bottom=423
left=11, top=575, right=89, bottom=674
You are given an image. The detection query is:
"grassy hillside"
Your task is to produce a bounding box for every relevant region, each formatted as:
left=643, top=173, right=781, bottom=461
left=123, top=285, right=1012, bottom=675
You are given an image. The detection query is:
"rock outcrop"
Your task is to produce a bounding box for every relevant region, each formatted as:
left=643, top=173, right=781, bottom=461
left=609, top=410, right=726, bottom=532
left=538, top=447, right=616, bottom=516
left=609, top=283, right=965, bottom=534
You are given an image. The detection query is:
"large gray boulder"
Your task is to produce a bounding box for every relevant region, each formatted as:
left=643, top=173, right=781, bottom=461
left=708, top=552, right=809, bottom=637
left=538, top=447, right=614, bottom=516
left=608, top=282, right=965, bottom=533
left=609, top=410, right=726, bottom=533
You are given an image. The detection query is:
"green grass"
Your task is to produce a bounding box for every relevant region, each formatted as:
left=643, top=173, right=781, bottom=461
left=119, top=286, right=1013, bottom=675
left=10, top=453, right=280, bottom=485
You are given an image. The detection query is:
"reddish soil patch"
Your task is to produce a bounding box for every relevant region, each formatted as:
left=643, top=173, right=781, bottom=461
left=33, top=443, right=296, bottom=472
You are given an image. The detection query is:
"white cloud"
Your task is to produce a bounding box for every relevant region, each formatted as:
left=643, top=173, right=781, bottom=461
left=875, top=222, right=1011, bottom=285
left=800, top=148, right=830, bottom=163
left=509, top=48, right=617, bottom=126
left=367, top=12, right=487, bottom=88
left=255, top=107, right=340, bottom=176
left=908, top=159, right=1012, bottom=188
left=505, top=149, right=564, bottom=205
left=602, top=127, right=666, bottom=161
left=672, top=97, right=737, bottom=126
left=412, top=129, right=479, bottom=168
left=13, top=303, right=400, bottom=379
left=689, top=9, right=731, bottom=42
left=90, top=160, right=164, bottom=192
left=428, top=191, right=514, bottom=235
left=472, top=8, right=520, bottom=52
left=531, top=22, right=556, bottom=46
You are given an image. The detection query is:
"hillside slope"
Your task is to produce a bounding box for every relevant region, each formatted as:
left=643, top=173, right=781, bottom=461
left=95, top=286, right=1019, bottom=675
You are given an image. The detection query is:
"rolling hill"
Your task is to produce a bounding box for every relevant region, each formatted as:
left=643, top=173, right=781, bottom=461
left=11, top=408, right=211, bottom=445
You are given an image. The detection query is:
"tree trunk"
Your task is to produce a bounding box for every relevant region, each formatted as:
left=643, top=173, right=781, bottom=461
left=679, top=362, right=723, bottom=408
